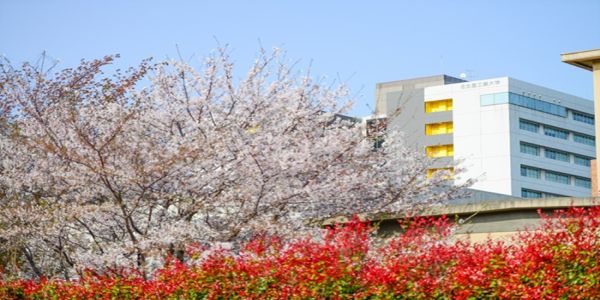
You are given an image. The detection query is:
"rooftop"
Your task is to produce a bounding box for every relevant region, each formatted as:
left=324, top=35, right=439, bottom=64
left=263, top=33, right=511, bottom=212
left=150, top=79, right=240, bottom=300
left=561, top=49, right=600, bottom=71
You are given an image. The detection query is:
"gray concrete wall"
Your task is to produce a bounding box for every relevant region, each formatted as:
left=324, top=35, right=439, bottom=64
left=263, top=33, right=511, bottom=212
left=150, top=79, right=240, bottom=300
left=375, top=75, right=465, bottom=173
left=375, top=75, right=464, bottom=152
left=371, top=197, right=599, bottom=242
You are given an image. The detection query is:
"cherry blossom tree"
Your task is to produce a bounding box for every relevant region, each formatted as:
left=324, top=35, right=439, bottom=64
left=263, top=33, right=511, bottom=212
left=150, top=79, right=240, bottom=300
left=0, top=48, right=468, bottom=279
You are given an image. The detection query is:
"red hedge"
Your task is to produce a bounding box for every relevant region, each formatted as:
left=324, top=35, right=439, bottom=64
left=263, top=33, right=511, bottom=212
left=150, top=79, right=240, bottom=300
left=1, top=207, right=599, bottom=299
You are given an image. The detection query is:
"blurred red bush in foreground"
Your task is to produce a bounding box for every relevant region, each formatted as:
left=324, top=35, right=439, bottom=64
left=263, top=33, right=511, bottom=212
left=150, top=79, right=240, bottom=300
left=1, top=207, right=599, bottom=299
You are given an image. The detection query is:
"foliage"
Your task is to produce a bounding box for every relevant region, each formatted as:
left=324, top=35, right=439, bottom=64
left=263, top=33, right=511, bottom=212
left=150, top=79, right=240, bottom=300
left=1, top=206, right=599, bottom=299
left=0, top=49, right=465, bottom=278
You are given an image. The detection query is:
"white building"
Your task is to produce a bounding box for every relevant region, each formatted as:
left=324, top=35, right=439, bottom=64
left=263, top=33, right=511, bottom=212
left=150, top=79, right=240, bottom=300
left=375, top=75, right=595, bottom=198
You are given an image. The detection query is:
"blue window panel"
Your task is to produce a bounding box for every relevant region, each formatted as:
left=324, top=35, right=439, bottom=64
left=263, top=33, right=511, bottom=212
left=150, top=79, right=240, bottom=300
left=573, top=111, right=594, bottom=125
left=485, top=91, right=568, bottom=117
left=494, top=92, right=509, bottom=104
left=480, top=94, right=494, bottom=106
left=520, top=142, right=540, bottom=156
left=521, top=165, right=541, bottom=179
left=544, top=148, right=569, bottom=162
left=545, top=171, right=570, bottom=185
left=499, top=92, right=568, bottom=117
left=521, top=189, right=542, bottom=198
left=574, top=155, right=591, bottom=167
left=575, top=177, right=591, bottom=189
left=519, top=119, right=539, bottom=133
left=544, top=127, right=569, bottom=140
left=573, top=133, right=595, bottom=146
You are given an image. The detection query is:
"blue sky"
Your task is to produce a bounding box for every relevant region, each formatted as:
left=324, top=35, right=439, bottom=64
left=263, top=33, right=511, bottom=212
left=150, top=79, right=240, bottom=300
left=1, top=0, right=599, bottom=116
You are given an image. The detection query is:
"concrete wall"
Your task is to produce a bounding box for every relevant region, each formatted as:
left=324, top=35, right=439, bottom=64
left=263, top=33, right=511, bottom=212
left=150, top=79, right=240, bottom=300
left=372, top=197, right=599, bottom=243
left=375, top=75, right=464, bottom=155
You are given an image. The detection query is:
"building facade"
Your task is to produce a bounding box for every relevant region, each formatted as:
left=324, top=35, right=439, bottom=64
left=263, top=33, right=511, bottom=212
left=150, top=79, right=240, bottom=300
left=376, top=75, right=596, bottom=198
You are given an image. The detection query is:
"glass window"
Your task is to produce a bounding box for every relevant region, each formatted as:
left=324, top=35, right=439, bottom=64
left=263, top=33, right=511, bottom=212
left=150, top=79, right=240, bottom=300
left=507, top=93, right=567, bottom=117
left=572, top=111, right=594, bottom=125
left=520, top=165, right=541, bottom=179
left=427, top=167, right=454, bottom=178
left=519, top=119, right=539, bottom=133
left=574, top=155, right=591, bottom=167
left=425, top=99, right=453, bottom=113
left=544, top=126, right=569, bottom=140
left=373, top=138, right=384, bottom=149
left=545, top=171, right=570, bottom=185
left=425, top=122, right=453, bottom=135
left=480, top=94, right=494, bottom=106
left=575, top=177, right=591, bottom=189
left=522, top=189, right=542, bottom=198
left=482, top=93, right=567, bottom=117
left=544, top=192, right=566, bottom=198
left=494, top=92, right=509, bottom=104
left=481, top=93, right=510, bottom=106
left=544, top=148, right=569, bottom=162
left=573, top=133, right=595, bottom=146
left=426, top=144, right=454, bottom=158
left=520, top=142, right=540, bottom=156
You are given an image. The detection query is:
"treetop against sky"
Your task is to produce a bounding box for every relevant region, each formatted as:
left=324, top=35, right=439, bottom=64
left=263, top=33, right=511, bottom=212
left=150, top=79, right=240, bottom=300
left=1, top=1, right=599, bottom=116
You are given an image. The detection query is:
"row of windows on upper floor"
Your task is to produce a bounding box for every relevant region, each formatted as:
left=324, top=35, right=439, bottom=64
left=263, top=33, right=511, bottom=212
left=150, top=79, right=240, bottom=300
left=425, top=94, right=593, bottom=126
left=520, top=165, right=591, bottom=189
left=521, top=188, right=566, bottom=199
left=519, top=119, right=595, bottom=146
left=519, top=142, right=593, bottom=167
left=480, top=92, right=594, bottom=124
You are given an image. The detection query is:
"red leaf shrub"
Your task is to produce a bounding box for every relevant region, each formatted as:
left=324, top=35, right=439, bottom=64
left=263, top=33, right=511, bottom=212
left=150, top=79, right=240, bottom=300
left=1, top=207, right=599, bottom=299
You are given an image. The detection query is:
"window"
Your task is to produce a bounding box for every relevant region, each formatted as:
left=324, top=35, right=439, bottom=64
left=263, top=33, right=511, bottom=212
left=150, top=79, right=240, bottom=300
left=520, top=142, right=540, bottom=156
left=427, top=167, right=454, bottom=178
left=480, top=93, right=509, bottom=106
left=544, top=148, right=569, bottom=162
left=545, top=171, right=570, bottom=185
left=544, top=126, right=569, bottom=140
left=480, top=94, right=494, bottom=106
left=519, top=119, right=596, bottom=146
left=522, top=188, right=566, bottom=198
left=572, top=111, right=594, bottom=125
left=520, top=165, right=541, bottom=179
left=508, top=93, right=567, bottom=117
left=519, top=143, right=591, bottom=166
left=373, top=138, right=384, bottom=149
left=425, top=99, right=453, bottom=113
left=426, top=144, right=454, bottom=158
left=544, top=192, right=567, bottom=198
left=425, top=122, right=453, bottom=135
left=575, top=177, right=591, bottom=189
left=519, top=119, right=539, bottom=133
left=574, top=155, right=592, bottom=167
left=521, top=189, right=542, bottom=198
left=573, top=133, right=595, bottom=146
left=483, top=93, right=567, bottom=117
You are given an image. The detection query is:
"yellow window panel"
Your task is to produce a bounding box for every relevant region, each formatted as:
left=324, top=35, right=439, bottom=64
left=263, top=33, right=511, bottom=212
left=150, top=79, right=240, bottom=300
left=427, top=167, right=454, bottom=178
left=425, top=99, right=453, bottom=113
left=426, top=144, right=454, bottom=158
left=425, top=122, right=453, bottom=135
